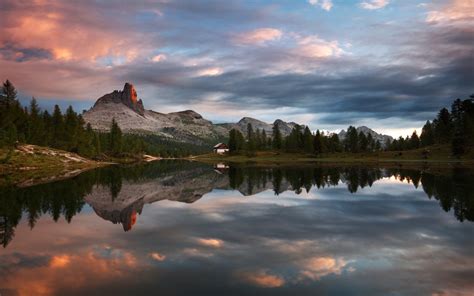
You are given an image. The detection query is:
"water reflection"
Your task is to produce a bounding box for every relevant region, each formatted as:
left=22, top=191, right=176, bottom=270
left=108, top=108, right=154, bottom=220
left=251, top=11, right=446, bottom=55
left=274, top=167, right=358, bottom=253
left=0, top=161, right=473, bottom=295
left=0, top=161, right=473, bottom=247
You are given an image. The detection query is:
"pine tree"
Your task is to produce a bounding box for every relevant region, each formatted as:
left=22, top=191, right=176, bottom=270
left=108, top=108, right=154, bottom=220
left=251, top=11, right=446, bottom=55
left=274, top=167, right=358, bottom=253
left=345, top=126, right=359, bottom=153
left=2, top=80, right=17, bottom=105
left=27, top=97, right=45, bottom=145
left=303, top=126, right=313, bottom=153
left=261, top=129, right=267, bottom=150
left=434, top=108, right=452, bottom=143
left=109, top=118, right=123, bottom=156
left=409, top=131, right=420, bottom=149
left=246, top=123, right=256, bottom=155
left=255, top=128, right=262, bottom=150
left=420, top=121, right=434, bottom=147
left=358, top=131, right=368, bottom=152
left=51, top=105, right=65, bottom=148
left=228, top=129, right=239, bottom=152
left=272, top=124, right=282, bottom=149
left=313, top=130, right=322, bottom=154
left=328, top=134, right=341, bottom=152
left=64, top=106, right=79, bottom=151
left=366, top=133, right=374, bottom=151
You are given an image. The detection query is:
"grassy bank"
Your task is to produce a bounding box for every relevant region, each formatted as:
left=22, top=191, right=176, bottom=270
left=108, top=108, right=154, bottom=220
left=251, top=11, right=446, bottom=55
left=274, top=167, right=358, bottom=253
left=0, top=145, right=111, bottom=187
left=192, top=145, right=474, bottom=168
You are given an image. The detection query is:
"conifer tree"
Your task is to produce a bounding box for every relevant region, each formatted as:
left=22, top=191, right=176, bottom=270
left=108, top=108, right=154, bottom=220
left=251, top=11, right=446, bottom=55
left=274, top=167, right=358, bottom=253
left=272, top=124, right=282, bottom=149
left=313, top=130, right=322, bottom=154
left=109, top=118, right=123, bottom=156
left=420, top=121, right=434, bottom=147
left=409, top=131, right=420, bottom=149
left=303, top=126, right=313, bottom=153
left=261, top=129, right=267, bottom=150
left=358, top=131, right=368, bottom=152
left=246, top=123, right=256, bottom=155
left=51, top=105, right=65, bottom=148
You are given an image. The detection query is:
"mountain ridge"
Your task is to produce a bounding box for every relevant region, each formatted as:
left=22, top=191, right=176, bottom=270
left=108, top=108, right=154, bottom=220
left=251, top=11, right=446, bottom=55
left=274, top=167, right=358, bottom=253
left=83, top=83, right=304, bottom=144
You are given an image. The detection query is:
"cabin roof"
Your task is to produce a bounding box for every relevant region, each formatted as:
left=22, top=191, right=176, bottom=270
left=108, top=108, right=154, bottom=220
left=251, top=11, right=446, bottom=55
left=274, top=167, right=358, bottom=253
left=213, top=143, right=228, bottom=149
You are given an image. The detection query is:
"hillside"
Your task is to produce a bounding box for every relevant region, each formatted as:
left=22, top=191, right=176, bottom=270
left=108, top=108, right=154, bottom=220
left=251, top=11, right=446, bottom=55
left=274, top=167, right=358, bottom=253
left=0, top=145, right=107, bottom=187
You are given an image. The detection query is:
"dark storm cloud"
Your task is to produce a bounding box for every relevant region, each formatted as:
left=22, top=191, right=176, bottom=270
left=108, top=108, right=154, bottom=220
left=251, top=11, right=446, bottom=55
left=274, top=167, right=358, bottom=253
left=0, top=45, right=53, bottom=62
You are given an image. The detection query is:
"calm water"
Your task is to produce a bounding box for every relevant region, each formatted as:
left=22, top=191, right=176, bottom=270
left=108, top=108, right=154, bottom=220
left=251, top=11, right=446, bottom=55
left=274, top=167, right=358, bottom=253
left=1, top=161, right=473, bottom=296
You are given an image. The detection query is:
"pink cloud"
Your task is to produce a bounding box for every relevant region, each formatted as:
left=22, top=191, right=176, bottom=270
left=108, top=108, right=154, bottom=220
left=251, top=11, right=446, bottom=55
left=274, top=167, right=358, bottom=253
left=295, top=35, right=344, bottom=59
left=237, top=270, right=285, bottom=288
left=0, top=0, right=150, bottom=63
left=234, top=28, right=283, bottom=45
left=426, top=0, right=474, bottom=23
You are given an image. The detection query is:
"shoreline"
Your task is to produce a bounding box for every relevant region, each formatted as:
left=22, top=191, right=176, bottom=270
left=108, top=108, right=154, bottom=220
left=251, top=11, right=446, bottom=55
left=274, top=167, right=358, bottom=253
left=190, top=150, right=474, bottom=169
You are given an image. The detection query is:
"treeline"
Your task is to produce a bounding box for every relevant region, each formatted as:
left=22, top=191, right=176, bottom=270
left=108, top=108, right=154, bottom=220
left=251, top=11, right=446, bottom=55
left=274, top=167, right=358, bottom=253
left=0, top=80, right=204, bottom=158
left=228, top=95, right=474, bottom=156
left=387, top=96, right=474, bottom=155
left=229, top=123, right=382, bottom=155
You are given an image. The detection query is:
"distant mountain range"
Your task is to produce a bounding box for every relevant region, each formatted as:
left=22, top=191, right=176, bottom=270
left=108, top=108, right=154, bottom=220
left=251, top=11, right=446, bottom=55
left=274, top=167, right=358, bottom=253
left=83, top=83, right=304, bottom=144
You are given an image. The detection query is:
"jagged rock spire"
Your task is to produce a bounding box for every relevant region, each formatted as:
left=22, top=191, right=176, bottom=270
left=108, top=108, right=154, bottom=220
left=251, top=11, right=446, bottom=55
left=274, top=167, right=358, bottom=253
left=93, top=82, right=145, bottom=116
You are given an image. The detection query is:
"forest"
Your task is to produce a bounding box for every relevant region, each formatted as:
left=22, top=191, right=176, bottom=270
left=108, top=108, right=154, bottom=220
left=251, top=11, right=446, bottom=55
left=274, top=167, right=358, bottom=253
left=228, top=95, right=474, bottom=157
left=0, top=80, right=208, bottom=158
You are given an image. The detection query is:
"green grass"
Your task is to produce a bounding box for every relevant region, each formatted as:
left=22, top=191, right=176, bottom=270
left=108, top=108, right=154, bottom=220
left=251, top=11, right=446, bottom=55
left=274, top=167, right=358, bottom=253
left=0, top=146, right=108, bottom=187
left=192, top=145, right=474, bottom=168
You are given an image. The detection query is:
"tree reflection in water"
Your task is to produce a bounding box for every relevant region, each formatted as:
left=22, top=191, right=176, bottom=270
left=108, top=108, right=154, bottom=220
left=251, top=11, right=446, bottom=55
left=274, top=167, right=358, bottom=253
left=1, top=161, right=473, bottom=247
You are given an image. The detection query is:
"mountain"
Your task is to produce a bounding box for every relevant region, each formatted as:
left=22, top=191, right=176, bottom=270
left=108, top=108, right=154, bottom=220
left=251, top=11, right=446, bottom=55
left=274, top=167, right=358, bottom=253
left=83, top=83, right=304, bottom=144
left=216, top=117, right=303, bottom=137
left=83, top=83, right=228, bottom=144
left=338, top=126, right=393, bottom=147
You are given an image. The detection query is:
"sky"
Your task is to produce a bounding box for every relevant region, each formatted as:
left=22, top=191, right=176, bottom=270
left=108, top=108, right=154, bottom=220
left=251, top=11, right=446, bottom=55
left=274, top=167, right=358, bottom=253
left=0, top=0, right=472, bottom=137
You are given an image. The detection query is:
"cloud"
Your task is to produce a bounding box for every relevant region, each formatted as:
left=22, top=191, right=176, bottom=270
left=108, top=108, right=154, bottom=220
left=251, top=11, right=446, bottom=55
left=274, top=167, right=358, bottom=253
left=360, top=0, right=390, bottom=10
left=295, top=35, right=344, bottom=58
left=0, top=0, right=148, bottom=64
left=49, top=255, right=71, bottom=268
left=151, top=54, right=167, bottom=63
left=298, top=257, right=348, bottom=281
left=426, top=0, right=474, bottom=23
left=237, top=270, right=285, bottom=288
left=196, top=67, right=223, bottom=77
left=234, top=28, right=283, bottom=45
left=308, top=0, right=334, bottom=11
left=150, top=252, right=166, bottom=261
left=196, top=238, right=224, bottom=248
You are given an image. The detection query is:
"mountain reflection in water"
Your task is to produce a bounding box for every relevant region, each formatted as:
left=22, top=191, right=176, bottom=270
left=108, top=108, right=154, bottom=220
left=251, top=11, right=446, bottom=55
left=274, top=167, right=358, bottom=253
left=1, top=161, right=473, bottom=247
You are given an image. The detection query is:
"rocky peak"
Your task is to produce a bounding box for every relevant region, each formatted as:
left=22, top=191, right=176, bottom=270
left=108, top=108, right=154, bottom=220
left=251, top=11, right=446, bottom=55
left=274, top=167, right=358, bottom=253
left=175, top=110, right=203, bottom=119
left=93, top=82, right=145, bottom=116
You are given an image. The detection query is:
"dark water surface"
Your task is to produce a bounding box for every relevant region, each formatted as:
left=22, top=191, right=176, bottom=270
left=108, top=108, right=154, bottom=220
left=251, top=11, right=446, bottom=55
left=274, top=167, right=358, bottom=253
left=1, top=161, right=473, bottom=296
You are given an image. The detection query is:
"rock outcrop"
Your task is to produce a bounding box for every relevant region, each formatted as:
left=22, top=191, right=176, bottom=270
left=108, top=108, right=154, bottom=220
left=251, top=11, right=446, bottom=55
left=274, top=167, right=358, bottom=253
left=93, top=83, right=145, bottom=116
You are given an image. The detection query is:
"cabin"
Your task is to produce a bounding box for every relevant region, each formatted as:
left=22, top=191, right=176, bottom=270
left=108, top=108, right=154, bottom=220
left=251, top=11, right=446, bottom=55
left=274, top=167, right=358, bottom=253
left=213, top=143, right=229, bottom=154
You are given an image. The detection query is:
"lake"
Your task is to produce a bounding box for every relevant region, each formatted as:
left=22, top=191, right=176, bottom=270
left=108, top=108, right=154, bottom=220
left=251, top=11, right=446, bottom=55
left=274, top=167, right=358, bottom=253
left=1, top=161, right=473, bottom=296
